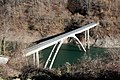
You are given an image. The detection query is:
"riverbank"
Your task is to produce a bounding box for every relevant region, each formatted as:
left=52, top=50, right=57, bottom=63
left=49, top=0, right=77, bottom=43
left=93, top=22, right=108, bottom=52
left=13, top=48, right=120, bottom=80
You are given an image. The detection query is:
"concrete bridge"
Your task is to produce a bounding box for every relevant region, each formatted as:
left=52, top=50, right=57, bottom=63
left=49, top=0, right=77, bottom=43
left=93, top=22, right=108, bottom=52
left=24, top=22, right=99, bottom=69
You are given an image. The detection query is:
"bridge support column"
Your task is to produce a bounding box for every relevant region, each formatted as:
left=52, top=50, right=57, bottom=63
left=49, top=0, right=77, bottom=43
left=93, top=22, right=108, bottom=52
left=44, top=43, right=58, bottom=69
left=33, top=53, right=36, bottom=66
left=87, top=29, right=90, bottom=49
left=49, top=40, right=64, bottom=69
left=73, top=35, right=86, bottom=52
left=85, top=31, right=87, bottom=48
left=36, top=51, right=39, bottom=68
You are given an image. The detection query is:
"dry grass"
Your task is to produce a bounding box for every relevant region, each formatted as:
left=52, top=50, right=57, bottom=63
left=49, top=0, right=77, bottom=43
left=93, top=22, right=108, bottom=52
left=13, top=48, right=120, bottom=80
left=0, top=0, right=120, bottom=79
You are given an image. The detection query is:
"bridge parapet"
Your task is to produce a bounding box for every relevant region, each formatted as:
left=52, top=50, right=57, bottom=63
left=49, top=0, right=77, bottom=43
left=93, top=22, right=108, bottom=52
left=24, top=22, right=99, bottom=69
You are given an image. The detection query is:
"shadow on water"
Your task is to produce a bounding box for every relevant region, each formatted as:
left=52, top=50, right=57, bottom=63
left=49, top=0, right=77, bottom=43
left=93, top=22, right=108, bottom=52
left=41, top=43, right=106, bottom=68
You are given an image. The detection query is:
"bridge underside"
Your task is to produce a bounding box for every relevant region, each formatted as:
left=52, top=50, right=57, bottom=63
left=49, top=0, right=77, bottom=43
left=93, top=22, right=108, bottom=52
left=32, top=30, right=90, bottom=69
left=24, top=22, right=99, bottom=69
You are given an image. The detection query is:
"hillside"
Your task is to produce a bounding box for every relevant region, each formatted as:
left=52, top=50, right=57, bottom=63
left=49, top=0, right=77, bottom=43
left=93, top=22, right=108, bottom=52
left=0, top=0, right=120, bottom=44
left=0, top=0, right=120, bottom=79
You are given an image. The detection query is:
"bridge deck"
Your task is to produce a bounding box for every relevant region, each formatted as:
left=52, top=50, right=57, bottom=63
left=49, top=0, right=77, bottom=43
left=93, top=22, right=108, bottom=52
left=25, top=22, right=99, bottom=56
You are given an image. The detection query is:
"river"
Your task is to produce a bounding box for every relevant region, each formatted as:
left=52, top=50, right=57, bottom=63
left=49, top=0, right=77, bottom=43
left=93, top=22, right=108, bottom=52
left=41, top=43, right=106, bottom=68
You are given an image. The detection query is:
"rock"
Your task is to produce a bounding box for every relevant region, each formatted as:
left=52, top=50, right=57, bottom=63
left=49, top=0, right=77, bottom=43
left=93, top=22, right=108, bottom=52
left=93, top=35, right=120, bottom=48
left=0, top=77, right=4, bottom=80
left=0, top=55, right=9, bottom=65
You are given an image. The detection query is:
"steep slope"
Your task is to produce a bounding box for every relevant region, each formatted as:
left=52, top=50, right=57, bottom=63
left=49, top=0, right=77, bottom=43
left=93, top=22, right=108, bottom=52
left=0, top=0, right=120, bottom=78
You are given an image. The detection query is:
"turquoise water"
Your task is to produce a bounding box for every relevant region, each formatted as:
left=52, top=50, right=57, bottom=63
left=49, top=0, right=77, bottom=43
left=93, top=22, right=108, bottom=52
left=41, top=43, right=106, bottom=68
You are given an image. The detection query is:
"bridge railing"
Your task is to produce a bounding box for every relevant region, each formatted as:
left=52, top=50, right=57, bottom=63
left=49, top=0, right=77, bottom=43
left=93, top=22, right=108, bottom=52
left=23, top=22, right=99, bottom=69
